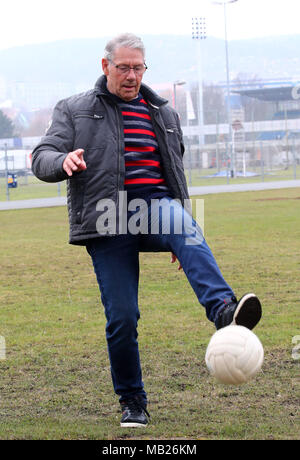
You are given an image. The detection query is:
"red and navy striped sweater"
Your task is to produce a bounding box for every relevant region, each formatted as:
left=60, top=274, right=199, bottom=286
left=117, top=93, right=170, bottom=201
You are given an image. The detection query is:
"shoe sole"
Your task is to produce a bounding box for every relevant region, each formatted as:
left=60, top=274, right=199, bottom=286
left=232, top=293, right=262, bottom=330
left=120, top=422, right=148, bottom=428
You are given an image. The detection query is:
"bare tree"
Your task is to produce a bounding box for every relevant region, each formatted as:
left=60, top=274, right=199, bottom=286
left=0, top=110, right=14, bottom=138
left=22, top=108, right=53, bottom=136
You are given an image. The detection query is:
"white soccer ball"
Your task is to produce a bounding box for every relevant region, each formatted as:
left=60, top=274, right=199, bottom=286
left=205, top=325, right=264, bottom=385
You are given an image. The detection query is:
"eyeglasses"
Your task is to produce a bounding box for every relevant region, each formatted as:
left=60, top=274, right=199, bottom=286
left=109, top=60, right=148, bottom=75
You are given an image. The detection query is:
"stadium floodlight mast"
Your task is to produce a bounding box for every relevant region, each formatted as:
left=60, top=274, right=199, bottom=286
left=192, top=16, right=207, bottom=154
left=173, top=80, right=186, bottom=112
left=211, top=0, right=238, bottom=178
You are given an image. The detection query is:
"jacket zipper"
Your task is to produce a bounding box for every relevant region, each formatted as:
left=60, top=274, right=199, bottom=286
left=114, top=105, right=123, bottom=207
left=74, top=114, right=104, bottom=119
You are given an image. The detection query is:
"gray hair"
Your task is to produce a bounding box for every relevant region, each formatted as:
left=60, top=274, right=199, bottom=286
left=104, top=33, right=145, bottom=61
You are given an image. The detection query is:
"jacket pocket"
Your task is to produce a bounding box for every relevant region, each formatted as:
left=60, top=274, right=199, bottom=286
left=165, top=124, right=186, bottom=183
left=80, top=169, right=117, bottom=232
left=69, top=176, right=85, bottom=224
left=73, top=111, right=106, bottom=149
left=165, top=124, right=184, bottom=157
left=73, top=112, right=104, bottom=120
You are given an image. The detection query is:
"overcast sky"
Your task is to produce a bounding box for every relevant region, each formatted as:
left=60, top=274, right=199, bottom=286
left=0, top=0, right=299, bottom=51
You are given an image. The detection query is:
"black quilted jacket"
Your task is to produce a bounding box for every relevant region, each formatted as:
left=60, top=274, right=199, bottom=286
left=31, top=75, right=190, bottom=245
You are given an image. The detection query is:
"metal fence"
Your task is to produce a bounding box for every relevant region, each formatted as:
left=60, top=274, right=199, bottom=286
left=182, top=137, right=300, bottom=186
left=0, top=120, right=299, bottom=202
left=182, top=115, right=300, bottom=186
left=0, top=140, right=66, bottom=201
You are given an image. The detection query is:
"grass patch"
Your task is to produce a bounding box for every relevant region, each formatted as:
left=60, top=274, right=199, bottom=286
left=0, top=175, right=66, bottom=201
left=0, top=188, right=299, bottom=439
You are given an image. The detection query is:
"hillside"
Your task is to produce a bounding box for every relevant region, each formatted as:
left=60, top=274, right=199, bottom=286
left=1, top=34, right=300, bottom=89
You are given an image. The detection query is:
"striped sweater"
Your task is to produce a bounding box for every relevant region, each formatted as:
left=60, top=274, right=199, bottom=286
left=117, top=93, right=170, bottom=201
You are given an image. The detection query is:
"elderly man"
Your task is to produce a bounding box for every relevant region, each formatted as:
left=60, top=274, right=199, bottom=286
left=31, top=33, right=261, bottom=428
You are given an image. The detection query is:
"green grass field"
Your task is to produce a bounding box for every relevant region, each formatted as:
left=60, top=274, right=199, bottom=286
left=0, top=187, right=299, bottom=440
left=0, top=175, right=67, bottom=201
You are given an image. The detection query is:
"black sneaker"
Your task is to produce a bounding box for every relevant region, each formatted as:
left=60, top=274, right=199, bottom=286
left=215, top=293, right=262, bottom=330
left=120, top=395, right=150, bottom=427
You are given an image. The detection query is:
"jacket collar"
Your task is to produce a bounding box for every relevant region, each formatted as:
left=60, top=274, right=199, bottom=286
left=94, top=75, right=168, bottom=108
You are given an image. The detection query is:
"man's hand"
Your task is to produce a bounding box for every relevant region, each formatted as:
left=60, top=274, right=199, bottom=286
left=63, top=149, right=87, bottom=176
left=171, top=253, right=183, bottom=270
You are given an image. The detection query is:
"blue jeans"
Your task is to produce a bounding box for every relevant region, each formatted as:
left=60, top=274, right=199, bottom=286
left=86, top=197, right=234, bottom=403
